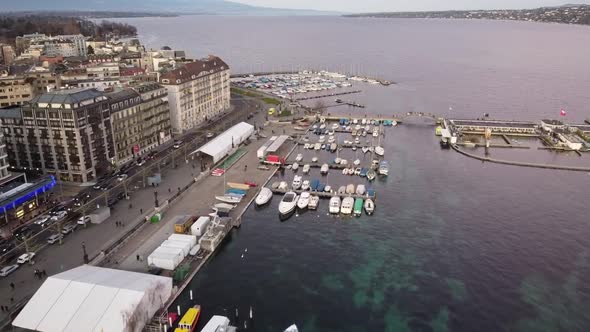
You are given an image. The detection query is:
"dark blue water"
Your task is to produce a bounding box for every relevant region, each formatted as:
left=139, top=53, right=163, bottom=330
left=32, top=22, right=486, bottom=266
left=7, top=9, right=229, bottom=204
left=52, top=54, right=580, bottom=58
left=116, top=16, right=590, bottom=331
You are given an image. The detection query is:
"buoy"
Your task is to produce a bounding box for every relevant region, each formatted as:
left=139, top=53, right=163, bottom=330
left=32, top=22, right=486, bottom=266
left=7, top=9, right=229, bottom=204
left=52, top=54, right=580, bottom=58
left=249, top=306, right=253, bottom=319
left=235, top=308, right=239, bottom=318
left=245, top=248, right=248, bottom=252
left=241, top=254, right=244, bottom=258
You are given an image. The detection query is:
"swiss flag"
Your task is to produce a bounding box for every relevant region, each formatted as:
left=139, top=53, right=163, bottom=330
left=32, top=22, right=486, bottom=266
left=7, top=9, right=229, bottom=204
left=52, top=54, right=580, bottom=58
left=560, top=108, right=567, bottom=116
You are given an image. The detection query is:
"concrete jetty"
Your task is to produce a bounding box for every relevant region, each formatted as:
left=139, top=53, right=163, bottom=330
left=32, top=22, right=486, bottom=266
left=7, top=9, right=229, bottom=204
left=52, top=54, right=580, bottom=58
left=270, top=188, right=375, bottom=200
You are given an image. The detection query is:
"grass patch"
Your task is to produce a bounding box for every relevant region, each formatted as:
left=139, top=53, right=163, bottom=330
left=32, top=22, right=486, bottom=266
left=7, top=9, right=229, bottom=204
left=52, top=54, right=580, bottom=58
left=262, top=97, right=281, bottom=105
left=277, top=109, right=292, bottom=117
left=231, top=87, right=281, bottom=105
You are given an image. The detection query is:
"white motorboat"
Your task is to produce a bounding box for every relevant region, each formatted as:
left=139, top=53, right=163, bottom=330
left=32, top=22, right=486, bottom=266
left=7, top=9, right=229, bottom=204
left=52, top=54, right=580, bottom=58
left=349, top=167, right=356, bottom=175
left=362, top=131, right=367, bottom=137
left=379, top=161, right=389, bottom=176
left=373, top=129, right=379, bottom=137
left=329, top=196, right=341, bottom=214
left=318, top=135, right=326, bottom=143
left=330, top=143, right=337, bottom=151
left=302, top=164, right=311, bottom=174
left=361, top=118, right=367, bottom=125
left=328, top=130, right=335, bottom=136
left=362, top=146, right=370, bottom=153
left=340, top=159, right=348, bottom=165
left=216, top=195, right=242, bottom=204
left=285, top=324, right=299, bottom=332
left=356, top=184, right=366, bottom=195
left=364, top=198, right=375, bottom=215
left=297, top=192, right=310, bottom=210
left=342, top=168, right=348, bottom=175
left=340, top=197, right=354, bottom=215
left=319, top=123, right=326, bottom=130
left=355, top=124, right=362, bottom=131
left=353, top=159, right=361, bottom=166
left=292, top=162, right=299, bottom=171
left=312, top=156, right=318, bottom=163
left=255, top=187, right=273, bottom=206
left=279, top=192, right=298, bottom=215
left=335, top=157, right=342, bottom=164
left=328, top=136, right=335, bottom=143
left=332, top=123, right=339, bottom=130
left=309, top=195, right=320, bottom=210
left=214, top=203, right=235, bottom=210
left=392, top=120, right=398, bottom=126
left=295, top=154, right=303, bottom=162
left=352, top=146, right=357, bottom=151
left=301, top=180, right=310, bottom=191
left=292, top=175, right=302, bottom=190
left=345, top=184, right=355, bottom=194
left=304, top=143, right=310, bottom=149
left=320, top=164, right=329, bottom=175
left=367, top=169, right=376, bottom=181
left=375, top=146, right=385, bottom=156
left=314, top=143, right=321, bottom=150
left=354, top=137, right=360, bottom=144
left=353, top=118, right=358, bottom=124
left=278, top=181, right=289, bottom=190
left=354, top=168, right=361, bottom=175
left=324, top=185, right=331, bottom=192
left=365, top=125, right=371, bottom=131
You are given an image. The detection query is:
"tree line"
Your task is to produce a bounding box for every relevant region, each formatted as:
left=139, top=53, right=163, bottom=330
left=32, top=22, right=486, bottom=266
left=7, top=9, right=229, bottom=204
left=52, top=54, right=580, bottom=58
left=0, top=15, right=137, bottom=44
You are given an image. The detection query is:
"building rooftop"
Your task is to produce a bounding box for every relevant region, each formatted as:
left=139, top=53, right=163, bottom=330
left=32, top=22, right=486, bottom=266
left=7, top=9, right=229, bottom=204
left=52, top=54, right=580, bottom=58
left=159, top=56, right=228, bottom=85
left=106, top=88, right=139, bottom=102
left=31, top=88, right=105, bottom=105
left=541, top=119, right=564, bottom=126
left=0, top=106, right=23, bottom=119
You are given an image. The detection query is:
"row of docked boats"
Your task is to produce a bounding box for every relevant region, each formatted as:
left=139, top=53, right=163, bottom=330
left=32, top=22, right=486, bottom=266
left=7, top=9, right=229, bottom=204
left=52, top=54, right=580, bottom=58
left=328, top=196, right=375, bottom=216
left=303, top=142, right=338, bottom=152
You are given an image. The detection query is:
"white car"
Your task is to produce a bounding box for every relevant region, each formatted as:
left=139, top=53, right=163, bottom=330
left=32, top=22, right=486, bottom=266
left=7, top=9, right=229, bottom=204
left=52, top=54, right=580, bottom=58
left=16, top=252, right=35, bottom=264
left=0, top=264, right=19, bottom=277
left=50, top=211, right=67, bottom=222
left=34, top=215, right=51, bottom=226
left=173, top=140, right=183, bottom=149
left=77, top=216, right=91, bottom=225
left=47, top=233, right=63, bottom=245
left=61, top=224, right=77, bottom=235
left=206, top=132, right=215, bottom=139
left=117, top=174, right=128, bottom=182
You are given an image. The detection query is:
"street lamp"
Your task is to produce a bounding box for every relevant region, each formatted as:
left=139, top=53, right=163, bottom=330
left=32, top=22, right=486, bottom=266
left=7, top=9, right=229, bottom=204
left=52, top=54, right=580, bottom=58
left=82, top=241, right=88, bottom=264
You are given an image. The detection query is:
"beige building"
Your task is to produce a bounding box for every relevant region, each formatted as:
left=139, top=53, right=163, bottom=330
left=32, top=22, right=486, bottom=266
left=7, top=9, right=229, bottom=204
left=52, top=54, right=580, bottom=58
left=0, top=77, right=33, bottom=108
left=159, top=56, right=230, bottom=134
left=1, top=45, right=16, bottom=65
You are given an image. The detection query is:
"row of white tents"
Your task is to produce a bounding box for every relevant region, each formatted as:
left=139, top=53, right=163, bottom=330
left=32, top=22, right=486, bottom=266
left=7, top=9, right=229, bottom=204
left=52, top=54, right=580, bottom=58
left=147, top=233, right=198, bottom=271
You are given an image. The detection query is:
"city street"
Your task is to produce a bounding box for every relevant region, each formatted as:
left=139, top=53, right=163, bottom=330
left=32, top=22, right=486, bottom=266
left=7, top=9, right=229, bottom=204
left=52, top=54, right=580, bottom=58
left=0, top=94, right=265, bottom=324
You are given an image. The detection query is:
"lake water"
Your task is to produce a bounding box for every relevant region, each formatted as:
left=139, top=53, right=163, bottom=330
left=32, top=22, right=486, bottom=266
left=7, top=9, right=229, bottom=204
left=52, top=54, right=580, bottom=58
left=117, top=16, right=590, bottom=331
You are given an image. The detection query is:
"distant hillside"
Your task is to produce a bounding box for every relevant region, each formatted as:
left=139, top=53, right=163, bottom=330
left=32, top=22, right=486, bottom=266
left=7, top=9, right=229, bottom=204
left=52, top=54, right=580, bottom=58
left=0, top=0, right=340, bottom=16
left=345, top=4, right=590, bottom=25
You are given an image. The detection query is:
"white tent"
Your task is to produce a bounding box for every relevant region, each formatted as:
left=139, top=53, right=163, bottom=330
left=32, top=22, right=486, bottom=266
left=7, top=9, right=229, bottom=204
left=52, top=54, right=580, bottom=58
left=161, top=239, right=191, bottom=256
left=12, top=265, right=172, bottom=332
left=191, top=122, right=254, bottom=164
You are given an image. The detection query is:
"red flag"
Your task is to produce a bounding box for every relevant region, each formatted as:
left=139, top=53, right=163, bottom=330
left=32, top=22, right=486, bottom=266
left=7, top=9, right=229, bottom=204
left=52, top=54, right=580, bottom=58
left=560, top=108, right=566, bottom=116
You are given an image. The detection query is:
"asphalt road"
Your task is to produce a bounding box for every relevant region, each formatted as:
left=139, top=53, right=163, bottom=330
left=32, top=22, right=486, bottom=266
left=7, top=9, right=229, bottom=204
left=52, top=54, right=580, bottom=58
left=0, top=95, right=262, bottom=321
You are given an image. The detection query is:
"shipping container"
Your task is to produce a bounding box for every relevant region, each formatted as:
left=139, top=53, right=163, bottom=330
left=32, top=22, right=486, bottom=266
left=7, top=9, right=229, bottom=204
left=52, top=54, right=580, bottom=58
left=147, top=252, right=179, bottom=270
left=161, top=240, right=191, bottom=257
left=190, top=216, right=211, bottom=237
left=172, top=215, right=195, bottom=234
left=168, top=233, right=197, bottom=248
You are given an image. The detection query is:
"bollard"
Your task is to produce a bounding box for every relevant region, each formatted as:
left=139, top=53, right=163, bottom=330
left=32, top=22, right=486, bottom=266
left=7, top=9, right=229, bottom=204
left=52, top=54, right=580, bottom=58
left=177, top=305, right=181, bottom=316
left=190, top=290, right=193, bottom=301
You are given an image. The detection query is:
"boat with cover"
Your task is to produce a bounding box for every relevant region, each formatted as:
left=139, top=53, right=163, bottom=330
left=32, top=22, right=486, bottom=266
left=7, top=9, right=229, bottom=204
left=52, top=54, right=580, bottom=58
left=295, top=154, right=303, bottom=162
left=330, top=143, right=337, bottom=152
left=292, top=162, right=299, bottom=171
left=215, top=195, right=242, bottom=204
left=379, top=161, right=389, bottom=176
left=375, top=146, right=384, bottom=156
left=367, top=169, right=376, bottom=181
left=346, top=184, right=355, bottom=194
left=308, top=195, right=320, bottom=210
left=297, top=192, right=310, bottom=210
left=364, top=198, right=375, bottom=215
left=320, top=164, right=329, bottom=175
left=279, top=192, right=298, bottom=215
left=337, top=186, right=346, bottom=195
left=301, top=180, right=310, bottom=191
left=314, top=143, right=321, bottom=150
left=278, top=181, right=289, bottom=190
left=292, top=175, right=302, bottom=190
left=329, top=196, right=341, bottom=214
left=353, top=159, right=360, bottom=166
left=302, top=164, right=310, bottom=174
left=340, top=197, right=354, bottom=215
left=356, top=184, right=366, bottom=195
left=353, top=198, right=363, bottom=216
left=255, top=188, right=273, bottom=206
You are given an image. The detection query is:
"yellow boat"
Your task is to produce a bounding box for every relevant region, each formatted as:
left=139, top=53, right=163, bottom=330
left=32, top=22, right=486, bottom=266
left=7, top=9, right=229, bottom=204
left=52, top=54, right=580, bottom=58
left=174, top=305, right=201, bottom=332
left=435, top=126, right=442, bottom=136
left=227, top=182, right=251, bottom=190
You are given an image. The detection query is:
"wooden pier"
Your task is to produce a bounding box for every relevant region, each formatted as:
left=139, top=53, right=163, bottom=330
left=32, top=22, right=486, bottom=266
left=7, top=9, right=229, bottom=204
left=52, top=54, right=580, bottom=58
left=337, top=100, right=365, bottom=108
left=283, top=161, right=377, bottom=170
left=295, top=90, right=361, bottom=101
left=270, top=188, right=375, bottom=200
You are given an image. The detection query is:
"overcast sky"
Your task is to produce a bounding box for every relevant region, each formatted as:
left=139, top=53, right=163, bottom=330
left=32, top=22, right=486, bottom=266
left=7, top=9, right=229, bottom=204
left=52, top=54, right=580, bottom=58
left=231, top=0, right=590, bottom=12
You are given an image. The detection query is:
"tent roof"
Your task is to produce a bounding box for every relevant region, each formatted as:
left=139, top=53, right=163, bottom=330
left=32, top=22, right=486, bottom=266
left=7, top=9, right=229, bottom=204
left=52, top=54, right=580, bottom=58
left=192, top=122, right=254, bottom=159
left=12, top=265, right=172, bottom=332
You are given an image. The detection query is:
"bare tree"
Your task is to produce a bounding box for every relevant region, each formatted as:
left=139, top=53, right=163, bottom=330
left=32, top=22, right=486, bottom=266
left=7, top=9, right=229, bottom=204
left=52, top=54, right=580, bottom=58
left=313, top=100, right=327, bottom=115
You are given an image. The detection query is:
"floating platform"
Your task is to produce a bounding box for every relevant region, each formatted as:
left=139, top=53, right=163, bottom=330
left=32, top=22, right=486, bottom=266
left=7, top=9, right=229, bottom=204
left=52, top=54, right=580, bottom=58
left=295, top=90, right=362, bottom=101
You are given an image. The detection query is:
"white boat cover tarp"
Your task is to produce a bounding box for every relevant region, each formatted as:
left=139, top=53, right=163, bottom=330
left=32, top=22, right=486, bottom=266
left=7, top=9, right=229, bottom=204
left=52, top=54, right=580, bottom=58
left=191, top=122, right=254, bottom=164
left=12, top=265, right=172, bottom=332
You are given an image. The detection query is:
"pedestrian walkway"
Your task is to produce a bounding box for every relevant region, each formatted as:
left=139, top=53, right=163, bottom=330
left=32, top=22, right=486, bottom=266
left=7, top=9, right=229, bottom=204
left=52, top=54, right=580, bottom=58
left=218, top=148, right=247, bottom=170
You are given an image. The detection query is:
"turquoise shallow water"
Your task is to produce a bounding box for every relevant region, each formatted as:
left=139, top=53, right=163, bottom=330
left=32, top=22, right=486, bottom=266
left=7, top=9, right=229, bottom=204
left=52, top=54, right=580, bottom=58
left=113, top=15, right=590, bottom=331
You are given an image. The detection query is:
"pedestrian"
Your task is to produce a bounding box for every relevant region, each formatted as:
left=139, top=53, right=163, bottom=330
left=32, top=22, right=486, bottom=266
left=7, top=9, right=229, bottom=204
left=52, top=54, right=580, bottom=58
left=42, top=270, right=47, bottom=277
left=140, top=208, right=143, bottom=214
left=1, top=305, right=4, bottom=312
left=10, top=282, right=14, bottom=290
left=168, top=188, right=171, bottom=193
left=244, top=165, right=247, bottom=171
left=10, top=298, right=14, bottom=303
left=136, top=254, right=140, bottom=261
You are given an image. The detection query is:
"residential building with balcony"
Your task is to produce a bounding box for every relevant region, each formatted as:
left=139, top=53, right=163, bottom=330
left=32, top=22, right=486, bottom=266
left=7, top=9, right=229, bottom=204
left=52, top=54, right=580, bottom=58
left=0, top=77, right=33, bottom=108
left=159, top=56, right=230, bottom=134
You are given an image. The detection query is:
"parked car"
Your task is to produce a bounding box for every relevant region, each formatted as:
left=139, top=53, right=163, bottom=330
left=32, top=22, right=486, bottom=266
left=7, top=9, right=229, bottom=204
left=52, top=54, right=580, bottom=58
left=16, top=252, right=35, bottom=264
left=117, top=192, right=130, bottom=200
left=34, top=215, right=51, bottom=226
left=117, top=174, right=128, bottom=182
left=136, top=159, right=146, bottom=166
left=173, top=140, right=183, bottom=148
left=0, top=264, right=19, bottom=277
left=61, top=224, right=77, bottom=235
left=0, top=242, right=14, bottom=255
left=107, top=197, right=119, bottom=207
left=206, top=132, right=215, bottom=139
left=12, top=226, right=33, bottom=241
left=47, top=233, right=63, bottom=245
left=77, top=216, right=91, bottom=225
left=50, top=211, right=67, bottom=222
left=93, top=184, right=102, bottom=190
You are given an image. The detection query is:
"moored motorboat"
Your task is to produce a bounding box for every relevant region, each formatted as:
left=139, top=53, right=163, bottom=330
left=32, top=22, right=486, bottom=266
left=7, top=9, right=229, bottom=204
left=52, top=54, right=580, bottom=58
left=367, top=169, right=376, bottom=181
left=364, top=198, right=375, bottom=215
left=255, top=187, right=273, bottom=206
left=314, top=143, right=321, bottom=150
left=375, top=146, right=384, bottom=156
left=292, top=175, right=302, bottom=190
left=379, top=161, right=389, bottom=176
left=297, top=192, right=310, bottom=210
left=301, top=180, right=310, bottom=191
left=308, top=195, right=320, bottom=210
left=295, top=154, right=303, bottom=162
left=362, top=146, right=370, bottom=153
left=342, top=168, right=348, bottom=175
left=335, top=157, right=342, bottom=164
left=340, top=197, right=354, bottom=215
left=345, top=184, right=355, bottom=194
left=312, top=156, right=318, bottom=163
left=329, top=196, right=341, bottom=214
left=320, top=164, right=329, bottom=175
left=284, top=324, right=299, bottom=332
left=279, top=192, right=298, bottom=215
left=292, top=162, right=299, bottom=171
left=302, top=164, right=310, bottom=174
left=278, top=181, right=289, bottom=190
left=354, top=168, right=361, bottom=175
left=271, top=182, right=280, bottom=189
left=353, top=198, right=363, bottom=216
left=353, top=159, right=360, bottom=166
left=337, top=186, right=346, bottom=195
left=359, top=168, right=368, bottom=177
left=215, top=195, right=242, bottom=204
left=310, top=179, right=320, bottom=191
left=356, top=184, right=366, bottom=195
left=177, top=305, right=201, bottom=332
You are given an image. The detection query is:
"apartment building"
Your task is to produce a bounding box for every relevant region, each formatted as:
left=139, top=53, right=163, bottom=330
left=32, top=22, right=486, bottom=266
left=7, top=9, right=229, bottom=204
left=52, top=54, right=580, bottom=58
left=0, top=89, right=115, bottom=183
left=107, top=83, right=172, bottom=164
left=159, top=56, right=230, bottom=134
left=0, top=77, right=33, bottom=108
left=0, top=131, right=10, bottom=181
left=1, top=45, right=16, bottom=65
